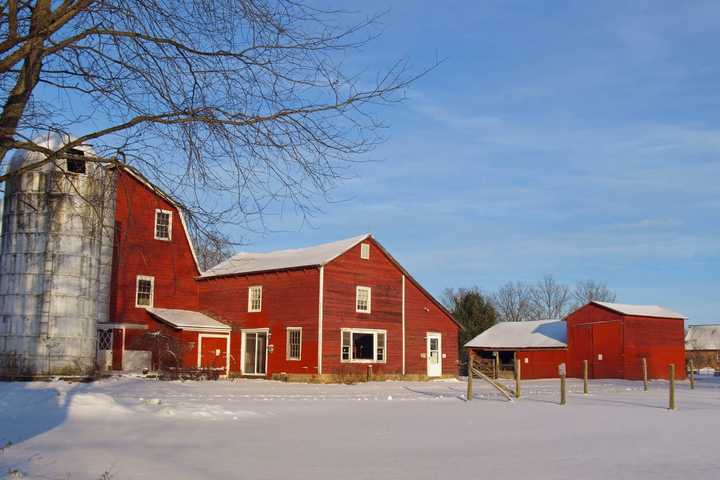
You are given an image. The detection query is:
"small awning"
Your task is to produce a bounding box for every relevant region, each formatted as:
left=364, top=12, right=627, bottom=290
left=146, top=308, right=231, bottom=333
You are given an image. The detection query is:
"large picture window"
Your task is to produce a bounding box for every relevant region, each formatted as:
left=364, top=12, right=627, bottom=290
left=341, top=329, right=386, bottom=363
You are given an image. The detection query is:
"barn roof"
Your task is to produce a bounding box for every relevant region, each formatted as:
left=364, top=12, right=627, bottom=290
left=201, top=234, right=370, bottom=278
left=591, top=301, right=686, bottom=319
left=685, top=325, right=720, bottom=351
left=198, top=233, right=461, bottom=329
left=464, top=320, right=567, bottom=350
left=147, top=308, right=231, bottom=333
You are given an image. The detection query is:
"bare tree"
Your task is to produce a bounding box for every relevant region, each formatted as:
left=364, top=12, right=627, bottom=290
left=529, top=275, right=571, bottom=319
left=572, top=280, right=616, bottom=309
left=492, top=282, right=533, bottom=322
left=192, top=228, right=235, bottom=271
left=0, top=1, right=431, bottom=238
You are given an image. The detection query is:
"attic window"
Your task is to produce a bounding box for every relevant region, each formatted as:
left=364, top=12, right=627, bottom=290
left=66, top=149, right=86, bottom=174
left=154, top=209, right=173, bottom=241
left=360, top=243, right=370, bottom=260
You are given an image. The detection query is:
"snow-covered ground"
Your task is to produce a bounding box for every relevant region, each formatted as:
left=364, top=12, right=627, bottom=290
left=2, top=375, right=720, bottom=479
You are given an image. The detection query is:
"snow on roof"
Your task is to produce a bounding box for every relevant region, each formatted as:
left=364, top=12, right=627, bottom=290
left=591, top=301, right=686, bottom=319
left=146, top=308, right=231, bottom=333
left=685, top=325, right=720, bottom=350
left=201, top=234, right=370, bottom=277
left=464, top=320, right=567, bottom=350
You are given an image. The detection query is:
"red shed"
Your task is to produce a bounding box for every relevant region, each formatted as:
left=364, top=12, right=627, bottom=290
left=464, top=320, right=567, bottom=379
left=566, top=301, right=687, bottom=380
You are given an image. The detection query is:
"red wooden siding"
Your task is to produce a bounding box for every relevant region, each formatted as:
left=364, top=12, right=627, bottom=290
left=322, top=239, right=404, bottom=376
left=404, top=277, right=459, bottom=376
left=110, top=170, right=200, bottom=326
left=197, top=268, right=320, bottom=375
left=515, top=349, right=567, bottom=380
left=623, top=316, right=686, bottom=380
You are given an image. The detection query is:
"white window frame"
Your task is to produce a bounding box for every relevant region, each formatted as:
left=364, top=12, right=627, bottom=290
left=154, top=209, right=173, bottom=241
left=248, top=285, right=263, bottom=312
left=135, top=275, right=155, bottom=308
left=360, top=242, right=370, bottom=260
left=340, top=328, right=387, bottom=364
left=355, top=286, right=371, bottom=313
left=286, top=327, right=302, bottom=361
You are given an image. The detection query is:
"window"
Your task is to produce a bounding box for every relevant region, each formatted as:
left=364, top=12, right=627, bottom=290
left=286, top=327, right=302, bottom=360
left=355, top=286, right=371, bottom=313
left=66, top=149, right=86, bottom=174
left=360, top=243, right=370, bottom=260
left=154, top=209, right=172, bottom=241
left=135, top=275, right=154, bottom=307
left=341, top=329, right=386, bottom=363
left=97, top=329, right=113, bottom=350
left=248, top=286, right=262, bottom=312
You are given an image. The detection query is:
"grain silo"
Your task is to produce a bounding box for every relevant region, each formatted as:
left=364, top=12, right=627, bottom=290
left=0, top=133, right=116, bottom=376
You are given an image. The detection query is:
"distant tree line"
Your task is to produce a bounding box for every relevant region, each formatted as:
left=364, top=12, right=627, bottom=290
left=443, top=276, right=617, bottom=356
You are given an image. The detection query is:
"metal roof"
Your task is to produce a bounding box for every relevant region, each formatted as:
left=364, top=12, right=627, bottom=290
left=464, top=319, right=567, bottom=350
left=685, top=325, right=720, bottom=350
left=591, top=301, right=686, bottom=319
left=146, top=308, right=231, bottom=333
left=201, top=234, right=370, bottom=278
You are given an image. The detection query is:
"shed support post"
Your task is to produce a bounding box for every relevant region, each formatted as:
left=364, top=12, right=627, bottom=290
left=493, top=351, right=499, bottom=379
left=515, top=358, right=521, bottom=399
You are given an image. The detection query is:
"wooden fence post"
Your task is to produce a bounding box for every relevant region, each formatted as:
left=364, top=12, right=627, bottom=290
left=515, top=358, right=521, bottom=399
left=493, top=351, right=499, bottom=379
left=559, top=363, right=567, bottom=405
left=583, top=360, right=589, bottom=395
left=367, top=364, right=373, bottom=382
left=466, top=350, right=474, bottom=402
left=642, top=357, right=648, bottom=391
left=668, top=363, right=676, bottom=410
left=689, top=359, right=695, bottom=390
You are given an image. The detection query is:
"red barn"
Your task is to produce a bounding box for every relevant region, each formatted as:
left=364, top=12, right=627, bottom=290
left=567, top=301, right=687, bottom=380
left=197, top=235, right=461, bottom=378
left=98, top=166, right=460, bottom=379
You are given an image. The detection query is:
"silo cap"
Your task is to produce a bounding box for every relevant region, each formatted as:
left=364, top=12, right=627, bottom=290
left=7, top=132, right=95, bottom=174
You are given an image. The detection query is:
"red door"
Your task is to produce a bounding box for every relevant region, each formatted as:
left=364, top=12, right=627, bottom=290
left=592, top=322, right=623, bottom=378
left=200, top=337, right=228, bottom=372
left=573, top=325, right=593, bottom=378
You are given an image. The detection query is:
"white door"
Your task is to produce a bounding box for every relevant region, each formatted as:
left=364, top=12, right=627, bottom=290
left=426, top=333, right=442, bottom=377
left=242, top=330, right=268, bottom=375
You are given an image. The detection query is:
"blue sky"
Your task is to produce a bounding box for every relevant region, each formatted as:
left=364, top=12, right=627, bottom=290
left=234, top=1, right=720, bottom=324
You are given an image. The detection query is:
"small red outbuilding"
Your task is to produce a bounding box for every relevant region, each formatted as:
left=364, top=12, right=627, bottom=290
left=464, top=319, right=567, bottom=379
left=566, top=301, right=687, bottom=380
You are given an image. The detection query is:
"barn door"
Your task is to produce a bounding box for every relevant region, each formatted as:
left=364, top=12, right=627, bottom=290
left=574, top=325, right=594, bottom=378
left=199, top=336, right=228, bottom=372
left=592, top=322, right=623, bottom=379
